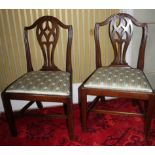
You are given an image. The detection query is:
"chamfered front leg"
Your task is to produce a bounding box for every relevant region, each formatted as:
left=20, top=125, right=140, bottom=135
left=79, top=88, right=87, bottom=131
left=66, top=100, right=74, bottom=140
left=67, top=100, right=74, bottom=140
left=1, top=93, right=17, bottom=136
left=144, top=95, right=155, bottom=140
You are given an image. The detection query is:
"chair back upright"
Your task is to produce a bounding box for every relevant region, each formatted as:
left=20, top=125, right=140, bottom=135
left=94, top=13, right=148, bottom=70
left=24, top=16, right=73, bottom=73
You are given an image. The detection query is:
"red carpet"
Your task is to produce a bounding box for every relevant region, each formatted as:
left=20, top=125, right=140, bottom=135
left=0, top=98, right=155, bottom=146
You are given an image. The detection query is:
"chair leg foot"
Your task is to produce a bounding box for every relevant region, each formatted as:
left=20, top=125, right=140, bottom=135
left=144, top=96, right=155, bottom=140
left=69, top=132, right=75, bottom=141
left=1, top=94, right=17, bottom=137
left=66, top=101, right=74, bottom=140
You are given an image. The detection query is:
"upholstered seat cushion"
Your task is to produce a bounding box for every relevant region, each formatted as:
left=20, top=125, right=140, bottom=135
left=6, top=71, right=70, bottom=96
left=84, top=67, right=152, bottom=92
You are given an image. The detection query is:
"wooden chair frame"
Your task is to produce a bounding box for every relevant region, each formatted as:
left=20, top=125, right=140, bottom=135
left=1, top=16, right=74, bottom=140
left=79, top=13, right=155, bottom=140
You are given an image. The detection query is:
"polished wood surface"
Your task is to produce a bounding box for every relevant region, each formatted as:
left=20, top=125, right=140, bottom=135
left=79, top=13, right=155, bottom=140
left=1, top=16, right=74, bottom=140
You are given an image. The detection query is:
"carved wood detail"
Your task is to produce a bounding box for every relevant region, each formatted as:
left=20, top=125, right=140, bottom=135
left=95, top=13, right=148, bottom=69
left=24, top=16, right=73, bottom=72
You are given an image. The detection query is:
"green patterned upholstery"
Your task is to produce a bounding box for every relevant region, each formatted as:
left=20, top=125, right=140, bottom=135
left=84, top=67, right=152, bottom=92
left=6, top=71, right=70, bottom=96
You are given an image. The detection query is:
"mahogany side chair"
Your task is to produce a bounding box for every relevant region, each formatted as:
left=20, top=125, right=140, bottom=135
left=79, top=13, right=155, bottom=140
left=1, top=16, right=74, bottom=140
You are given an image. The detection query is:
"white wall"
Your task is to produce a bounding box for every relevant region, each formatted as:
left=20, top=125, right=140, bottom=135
left=121, top=9, right=155, bottom=75
left=132, top=10, right=155, bottom=90
left=130, top=10, right=155, bottom=74
left=122, top=9, right=155, bottom=89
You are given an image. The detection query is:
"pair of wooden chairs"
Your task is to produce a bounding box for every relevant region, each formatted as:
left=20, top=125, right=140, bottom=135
left=1, top=13, right=155, bottom=141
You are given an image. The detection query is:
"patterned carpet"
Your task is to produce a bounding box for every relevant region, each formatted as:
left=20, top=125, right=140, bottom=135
left=0, top=98, right=155, bottom=146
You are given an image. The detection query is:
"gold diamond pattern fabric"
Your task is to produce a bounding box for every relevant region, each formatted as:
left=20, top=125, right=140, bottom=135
left=6, top=71, right=70, bottom=96
left=84, top=67, right=152, bottom=92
